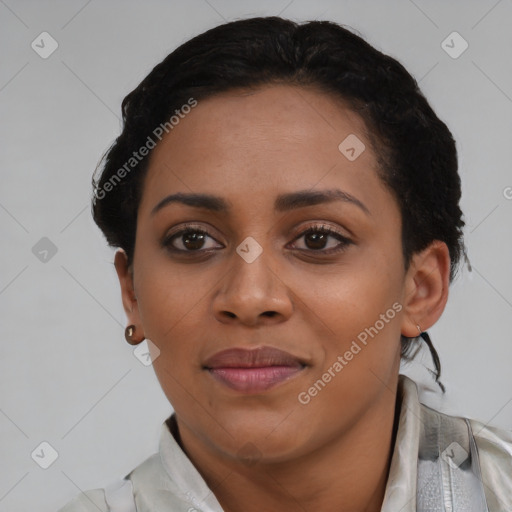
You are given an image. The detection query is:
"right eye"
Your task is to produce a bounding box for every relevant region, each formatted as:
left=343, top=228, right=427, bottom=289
left=162, top=225, right=223, bottom=253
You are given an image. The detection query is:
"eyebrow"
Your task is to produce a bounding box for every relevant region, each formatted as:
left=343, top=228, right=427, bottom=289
left=151, top=189, right=371, bottom=217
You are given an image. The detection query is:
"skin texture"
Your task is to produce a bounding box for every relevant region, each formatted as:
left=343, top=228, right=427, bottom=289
left=114, top=84, right=450, bottom=511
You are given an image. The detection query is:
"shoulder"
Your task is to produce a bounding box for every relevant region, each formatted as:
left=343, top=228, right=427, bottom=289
left=55, top=454, right=161, bottom=511
left=418, top=396, right=512, bottom=508
left=469, top=416, right=512, bottom=451
left=56, top=452, right=182, bottom=511
left=57, top=488, right=108, bottom=512
left=468, top=415, right=512, bottom=474
left=468, top=417, right=512, bottom=507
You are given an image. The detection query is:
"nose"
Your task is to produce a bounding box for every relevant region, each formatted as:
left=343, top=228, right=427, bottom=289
left=212, top=245, right=294, bottom=327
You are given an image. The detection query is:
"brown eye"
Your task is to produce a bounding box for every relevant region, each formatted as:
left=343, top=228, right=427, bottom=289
left=304, top=231, right=329, bottom=250
left=163, top=227, right=221, bottom=253
left=291, top=224, right=353, bottom=254
left=179, top=231, right=207, bottom=250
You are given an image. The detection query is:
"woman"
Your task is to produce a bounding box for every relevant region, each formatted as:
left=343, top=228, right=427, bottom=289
left=59, top=16, right=512, bottom=512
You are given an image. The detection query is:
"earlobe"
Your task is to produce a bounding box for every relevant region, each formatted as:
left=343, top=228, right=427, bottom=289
left=400, top=240, right=451, bottom=338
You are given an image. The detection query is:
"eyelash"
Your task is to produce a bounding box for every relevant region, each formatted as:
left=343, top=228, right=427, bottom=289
left=162, top=222, right=353, bottom=256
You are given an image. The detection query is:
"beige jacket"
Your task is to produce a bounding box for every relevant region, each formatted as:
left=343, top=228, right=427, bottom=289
left=58, top=375, right=512, bottom=511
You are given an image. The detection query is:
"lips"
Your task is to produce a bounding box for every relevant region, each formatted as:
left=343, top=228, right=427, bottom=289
left=203, top=346, right=306, bottom=393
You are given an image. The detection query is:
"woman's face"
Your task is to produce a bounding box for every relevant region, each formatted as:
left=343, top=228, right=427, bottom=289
left=120, top=84, right=428, bottom=462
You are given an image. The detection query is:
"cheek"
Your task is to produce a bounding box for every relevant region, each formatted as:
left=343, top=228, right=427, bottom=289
left=133, top=270, right=209, bottom=402
left=304, top=254, right=401, bottom=332
left=135, top=254, right=211, bottom=338
left=300, top=253, right=404, bottom=383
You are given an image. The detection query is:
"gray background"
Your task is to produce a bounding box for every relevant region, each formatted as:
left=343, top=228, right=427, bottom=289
left=1, top=1, right=511, bottom=510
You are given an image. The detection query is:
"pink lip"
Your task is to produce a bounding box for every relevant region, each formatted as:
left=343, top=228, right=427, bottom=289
left=203, top=347, right=306, bottom=393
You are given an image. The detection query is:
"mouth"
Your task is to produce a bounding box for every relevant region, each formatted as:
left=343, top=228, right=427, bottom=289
left=203, top=346, right=307, bottom=393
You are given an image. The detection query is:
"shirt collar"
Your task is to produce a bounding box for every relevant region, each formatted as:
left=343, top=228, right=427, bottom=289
left=159, top=416, right=224, bottom=512
left=380, top=374, right=421, bottom=511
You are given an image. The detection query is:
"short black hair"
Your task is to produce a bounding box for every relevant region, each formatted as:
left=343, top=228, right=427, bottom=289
left=92, top=16, right=467, bottom=391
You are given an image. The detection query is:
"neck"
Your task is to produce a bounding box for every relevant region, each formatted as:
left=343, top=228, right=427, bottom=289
left=175, top=381, right=401, bottom=512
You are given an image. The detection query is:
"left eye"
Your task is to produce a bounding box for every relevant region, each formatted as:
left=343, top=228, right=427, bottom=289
left=289, top=225, right=352, bottom=252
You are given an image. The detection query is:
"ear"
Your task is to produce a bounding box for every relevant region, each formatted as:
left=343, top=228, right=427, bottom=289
left=401, top=240, right=451, bottom=337
left=114, top=249, right=142, bottom=330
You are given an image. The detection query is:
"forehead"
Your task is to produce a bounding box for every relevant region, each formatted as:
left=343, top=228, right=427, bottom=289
left=139, top=84, right=392, bottom=220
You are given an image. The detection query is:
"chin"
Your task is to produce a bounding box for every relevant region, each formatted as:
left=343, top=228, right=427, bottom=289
left=201, top=407, right=310, bottom=461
